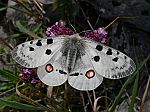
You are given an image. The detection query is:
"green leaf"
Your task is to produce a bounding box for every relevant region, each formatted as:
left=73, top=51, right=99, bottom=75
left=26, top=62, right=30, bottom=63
left=0, top=94, right=20, bottom=110
left=5, top=34, right=21, bottom=40
left=32, top=23, right=42, bottom=33
left=0, top=99, right=43, bottom=110
left=108, top=54, right=150, bottom=112
left=16, top=21, right=40, bottom=39
left=0, top=82, right=15, bottom=91
left=0, top=46, right=5, bottom=54
left=0, top=69, right=19, bottom=83
left=0, top=6, right=7, bottom=11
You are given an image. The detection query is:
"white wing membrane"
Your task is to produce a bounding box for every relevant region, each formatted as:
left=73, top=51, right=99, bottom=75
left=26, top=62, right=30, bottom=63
left=37, top=50, right=68, bottom=86
left=68, top=54, right=103, bottom=91
left=12, top=36, right=66, bottom=68
left=83, top=39, right=136, bottom=79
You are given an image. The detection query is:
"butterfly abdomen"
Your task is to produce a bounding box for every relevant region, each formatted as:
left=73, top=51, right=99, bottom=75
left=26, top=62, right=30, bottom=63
left=66, top=45, right=77, bottom=73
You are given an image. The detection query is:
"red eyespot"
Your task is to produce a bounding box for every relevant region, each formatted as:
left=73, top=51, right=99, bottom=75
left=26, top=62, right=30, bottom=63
left=45, top=64, right=53, bottom=73
left=85, top=70, right=95, bottom=79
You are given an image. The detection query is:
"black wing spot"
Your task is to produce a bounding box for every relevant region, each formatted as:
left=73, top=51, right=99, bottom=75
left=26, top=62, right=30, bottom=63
left=117, top=51, right=120, bottom=55
left=96, top=45, right=103, bottom=51
left=59, top=70, right=67, bottom=74
left=13, top=53, right=17, bottom=57
left=45, top=49, right=51, bottom=55
left=70, top=73, right=79, bottom=76
left=47, top=38, right=53, bottom=44
left=36, top=40, right=42, bottom=46
left=125, top=70, right=130, bottom=75
left=112, top=74, right=117, bottom=78
left=118, top=72, right=122, bottom=78
left=16, top=56, right=20, bottom=61
left=120, top=66, right=123, bottom=69
left=124, top=56, right=127, bottom=59
left=19, top=59, right=22, bottom=63
left=122, top=72, right=126, bottom=77
left=93, top=56, right=100, bottom=62
left=29, top=47, right=34, bottom=51
left=130, top=60, right=136, bottom=69
left=128, top=66, right=134, bottom=73
left=112, top=57, right=119, bottom=62
left=106, top=48, right=112, bottom=55
left=30, top=41, right=33, bottom=44
left=20, top=60, right=25, bottom=65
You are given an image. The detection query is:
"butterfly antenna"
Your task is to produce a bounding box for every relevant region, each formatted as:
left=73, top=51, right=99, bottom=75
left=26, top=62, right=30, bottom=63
left=68, top=19, right=77, bottom=33
left=79, top=16, right=138, bottom=35
left=104, top=16, right=139, bottom=30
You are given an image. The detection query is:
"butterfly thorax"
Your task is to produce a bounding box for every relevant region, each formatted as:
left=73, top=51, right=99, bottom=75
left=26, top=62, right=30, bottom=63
left=62, top=36, right=85, bottom=73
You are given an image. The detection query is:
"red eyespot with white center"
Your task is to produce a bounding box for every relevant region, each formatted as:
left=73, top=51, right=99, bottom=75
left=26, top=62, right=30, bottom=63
left=45, top=64, right=53, bottom=73
left=85, top=70, right=95, bottom=79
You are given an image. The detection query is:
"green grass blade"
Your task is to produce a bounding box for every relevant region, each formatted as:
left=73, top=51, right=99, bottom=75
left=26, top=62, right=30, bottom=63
left=0, top=99, right=43, bottom=110
left=5, top=34, right=21, bottom=40
left=0, top=69, right=19, bottom=83
left=128, top=70, right=139, bottom=112
left=128, top=52, right=140, bottom=112
left=32, top=23, right=42, bottom=33
left=16, top=21, right=40, bottom=39
left=108, top=54, right=150, bottom=112
left=0, top=6, right=7, bottom=11
left=0, top=83, right=15, bottom=91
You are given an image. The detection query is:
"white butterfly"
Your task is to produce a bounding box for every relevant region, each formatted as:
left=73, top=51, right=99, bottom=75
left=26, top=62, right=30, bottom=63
left=12, top=34, right=136, bottom=91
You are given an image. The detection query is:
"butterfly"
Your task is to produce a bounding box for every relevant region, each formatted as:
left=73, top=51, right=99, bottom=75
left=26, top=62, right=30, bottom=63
left=12, top=34, right=136, bottom=91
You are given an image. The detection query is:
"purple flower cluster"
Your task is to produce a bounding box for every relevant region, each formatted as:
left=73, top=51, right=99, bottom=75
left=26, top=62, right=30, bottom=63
left=45, top=21, right=108, bottom=44
left=19, top=67, right=39, bottom=84
left=45, top=21, right=75, bottom=36
left=84, top=27, right=108, bottom=43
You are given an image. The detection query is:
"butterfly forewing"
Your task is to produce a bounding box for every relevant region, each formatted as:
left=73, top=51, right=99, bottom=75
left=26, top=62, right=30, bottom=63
left=83, top=39, right=136, bottom=79
left=12, top=36, right=66, bottom=68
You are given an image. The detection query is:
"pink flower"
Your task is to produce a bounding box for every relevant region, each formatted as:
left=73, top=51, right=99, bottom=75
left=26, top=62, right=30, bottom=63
left=84, top=27, right=108, bottom=43
left=22, top=68, right=32, bottom=74
left=45, top=21, right=75, bottom=37
left=45, top=21, right=108, bottom=44
left=20, top=67, right=39, bottom=83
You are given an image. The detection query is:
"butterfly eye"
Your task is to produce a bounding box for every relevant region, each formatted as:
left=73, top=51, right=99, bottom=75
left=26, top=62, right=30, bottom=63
left=45, top=64, right=53, bottom=73
left=85, top=70, right=95, bottom=79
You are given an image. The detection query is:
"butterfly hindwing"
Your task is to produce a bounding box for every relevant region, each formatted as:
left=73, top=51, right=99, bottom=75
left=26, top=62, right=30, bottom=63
left=83, top=39, right=136, bottom=79
left=68, top=53, right=103, bottom=91
left=37, top=49, right=68, bottom=86
left=12, top=36, right=66, bottom=68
